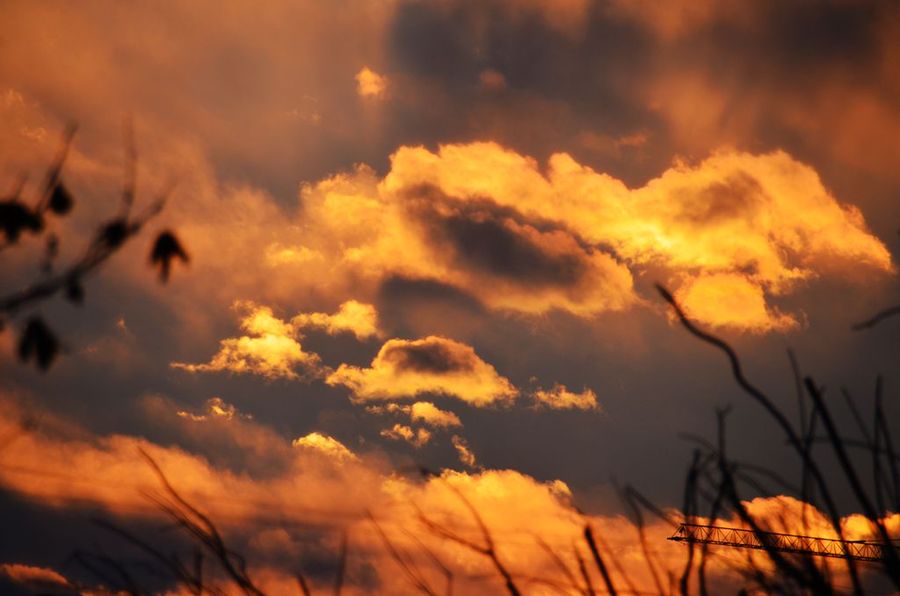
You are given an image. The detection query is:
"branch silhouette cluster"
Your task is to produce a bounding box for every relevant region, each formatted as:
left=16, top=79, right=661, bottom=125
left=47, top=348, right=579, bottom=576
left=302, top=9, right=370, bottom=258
left=0, top=125, right=188, bottom=370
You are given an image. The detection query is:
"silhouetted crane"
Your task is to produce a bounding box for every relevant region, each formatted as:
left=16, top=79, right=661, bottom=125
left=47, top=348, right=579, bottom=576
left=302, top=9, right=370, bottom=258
left=668, top=523, right=897, bottom=563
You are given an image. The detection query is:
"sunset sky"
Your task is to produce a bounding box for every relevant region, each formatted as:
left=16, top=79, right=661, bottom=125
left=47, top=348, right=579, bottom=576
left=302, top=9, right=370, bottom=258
left=1, top=1, right=899, bottom=593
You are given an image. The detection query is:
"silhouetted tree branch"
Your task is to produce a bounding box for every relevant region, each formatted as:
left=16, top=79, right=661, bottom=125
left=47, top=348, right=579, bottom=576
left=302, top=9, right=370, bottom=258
left=0, top=124, right=188, bottom=370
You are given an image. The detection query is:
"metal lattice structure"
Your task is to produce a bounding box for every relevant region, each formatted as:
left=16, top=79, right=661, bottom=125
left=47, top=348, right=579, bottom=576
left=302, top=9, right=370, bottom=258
left=668, top=523, right=894, bottom=563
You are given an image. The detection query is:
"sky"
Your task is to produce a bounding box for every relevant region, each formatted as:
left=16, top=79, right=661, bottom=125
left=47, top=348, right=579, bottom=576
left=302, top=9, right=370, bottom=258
left=1, top=1, right=899, bottom=593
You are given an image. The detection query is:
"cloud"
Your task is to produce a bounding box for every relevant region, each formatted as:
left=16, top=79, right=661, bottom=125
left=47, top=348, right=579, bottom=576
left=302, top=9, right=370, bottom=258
left=292, top=432, right=358, bottom=462
left=410, top=401, right=462, bottom=428
left=141, top=394, right=291, bottom=474
left=478, top=69, right=507, bottom=91
left=380, top=423, right=432, bottom=447
left=292, top=299, right=381, bottom=340
left=243, top=140, right=890, bottom=332
left=532, top=384, right=599, bottom=411
left=618, top=0, right=900, bottom=175
left=368, top=401, right=460, bottom=451
left=606, top=0, right=751, bottom=41
left=2, top=0, right=895, bottom=339
left=356, top=66, right=388, bottom=98
left=171, top=301, right=323, bottom=380
left=381, top=142, right=892, bottom=331
left=326, top=336, right=517, bottom=406
left=294, top=160, right=637, bottom=317
left=674, top=273, right=798, bottom=333
left=368, top=401, right=462, bottom=429
left=0, top=0, right=400, bottom=198
left=264, top=243, right=324, bottom=267
left=171, top=299, right=383, bottom=379
left=176, top=396, right=251, bottom=421
left=451, top=435, right=478, bottom=469
left=12, top=76, right=887, bottom=336
left=0, top=563, right=71, bottom=591
left=0, top=395, right=894, bottom=594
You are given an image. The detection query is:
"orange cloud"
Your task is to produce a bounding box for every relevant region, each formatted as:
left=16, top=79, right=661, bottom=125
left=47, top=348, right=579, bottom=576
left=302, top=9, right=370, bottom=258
left=171, top=301, right=323, bottom=380
left=292, top=432, right=359, bottom=462
left=171, top=299, right=383, bottom=379
left=176, top=396, right=249, bottom=421
left=532, top=384, right=600, bottom=411
left=368, top=401, right=463, bottom=429
left=16, top=80, right=884, bottom=336
left=674, top=273, right=798, bottom=333
left=264, top=243, right=323, bottom=266
left=355, top=66, right=388, bottom=99
left=451, top=434, right=478, bottom=469
left=1, top=396, right=896, bottom=593
left=0, top=563, right=70, bottom=590
left=291, top=299, right=381, bottom=340
left=293, top=161, right=638, bottom=318
left=381, top=143, right=892, bottom=331
left=326, top=336, right=518, bottom=406
left=380, top=423, right=432, bottom=447
left=410, top=401, right=462, bottom=428
left=218, top=140, right=890, bottom=333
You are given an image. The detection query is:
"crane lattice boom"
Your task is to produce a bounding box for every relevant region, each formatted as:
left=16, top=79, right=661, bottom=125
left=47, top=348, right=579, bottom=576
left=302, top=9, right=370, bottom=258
left=668, top=523, right=895, bottom=563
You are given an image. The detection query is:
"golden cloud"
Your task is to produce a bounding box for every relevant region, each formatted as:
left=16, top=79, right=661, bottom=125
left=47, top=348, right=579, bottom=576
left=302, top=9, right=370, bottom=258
left=326, top=336, right=518, bottom=406
left=292, top=299, right=381, bottom=340
left=380, top=423, right=432, bottom=447
left=355, top=66, right=388, bottom=99
left=171, top=301, right=323, bottom=380
left=410, top=401, right=462, bottom=428
left=380, top=142, right=892, bottom=331
left=247, top=140, right=892, bottom=332
left=294, top=161, right=638, bottom=318
left=291, top=432, right=358, bottom=462
left=176, top=396, right=249, bottom=422
left=532, top=384, right=600, bottom=411
left=367, top=401, right=463, bottom=429
left=171, top=300, right=383, bottom=379
left=13, top=80, right=885, bottom=336
left=674, top=272, right=798, bottom=333
left=451, top=434, right=478, bottom=469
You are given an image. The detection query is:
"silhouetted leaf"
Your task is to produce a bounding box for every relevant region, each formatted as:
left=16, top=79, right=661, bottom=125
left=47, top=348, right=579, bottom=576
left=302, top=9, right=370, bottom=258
left=65, top=278, right=84, bottom=304
left=18, top=317, right=59, bottom=371
left=98, top=218, right=129, bottom=248
left=49, top=181, right=74, bottom=215
left=0, top=200, right=43, bottom=243
left=150, top=230, right=189, bottom=282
